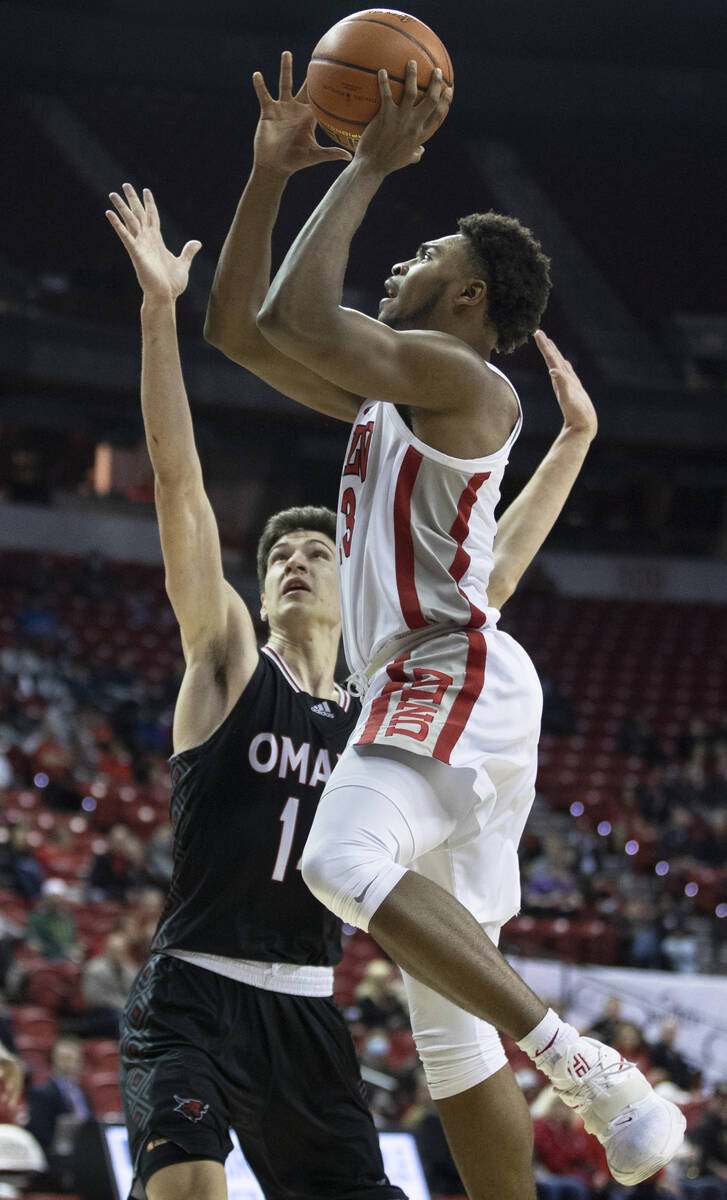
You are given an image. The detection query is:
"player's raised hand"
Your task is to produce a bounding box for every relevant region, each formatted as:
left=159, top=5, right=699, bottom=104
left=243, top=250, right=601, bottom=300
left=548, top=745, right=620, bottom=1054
left=355, top=60, right=452, bottom=173
left=252, top=51, right=352, bottom=175
left=106, top=184, right=201, bottom=303
left=534, top=330, right=598, bottom=442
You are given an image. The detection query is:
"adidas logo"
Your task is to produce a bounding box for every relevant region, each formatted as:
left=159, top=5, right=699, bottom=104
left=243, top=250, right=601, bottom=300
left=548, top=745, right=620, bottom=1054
left=311, top=701, right=335, bottom=718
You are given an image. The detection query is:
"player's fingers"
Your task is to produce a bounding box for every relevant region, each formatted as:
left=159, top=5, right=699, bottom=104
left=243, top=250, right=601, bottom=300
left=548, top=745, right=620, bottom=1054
left=252, top=70, right=273, bottom=109
left=377, top=69, right=394, bottom=106
left=180, top=240, right=202, bottom=264
left=106, top=208, right=135, bottom=245
left=279, top=49, right=294, bottom=100
left=424, top=66, right=443, bottom=104
left=143, top=187, right=160, bottom=229
left=109, top=190, right=140, bottom=234
left=317, top=146, right=353, bottom=163
left=402, top=59, right=418, bottom=106
left=411, top=146, right=425, bottom=163
left=122, top=182, right=145, bottom=223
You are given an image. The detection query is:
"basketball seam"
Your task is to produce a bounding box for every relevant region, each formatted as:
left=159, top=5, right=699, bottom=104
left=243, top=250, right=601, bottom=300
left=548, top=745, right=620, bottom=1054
left=339, top=15, right=452, bottom=85
left=309, top=56, right=428, bottom=94
left=312, top=100, right=369, bottom=128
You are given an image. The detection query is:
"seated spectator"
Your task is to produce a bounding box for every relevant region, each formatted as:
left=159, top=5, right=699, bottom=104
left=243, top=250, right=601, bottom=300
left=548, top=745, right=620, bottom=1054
left=27, top=1036, right=93, bottom=1155
left=532, top=1089, right=610, bottom=1198
left=0, top=1035, right=23, bottom=1111
left=118, top=887, right=164, bottom=961
left=81, top=930, right=137, bottom=1037
left=522, top=836, right=584, bottom=917
left=613, top=1020, right=653, bottom=1076
left=586, top=995, right=622, bottom=1045
left=404, top=1071, right=465, bottom=1197
left=142, top=824, right=174, bottom=890
left=353, top=959, right=410, bottom=1031
left=0, top=823, right=45, bottom=898
left=86, top=823, right=144, bottom=902
left=648, top=1018, right=700, bottom=1092
left=26, top=879, right=82, bottom=961
left=688, top=1082, right=727, bottom=1185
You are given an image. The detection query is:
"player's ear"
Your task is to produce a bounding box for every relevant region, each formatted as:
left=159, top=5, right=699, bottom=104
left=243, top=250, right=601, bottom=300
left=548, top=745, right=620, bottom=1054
left=455, top=278, right=487, bottom=309
left=259, top=595, right=268, bottom=624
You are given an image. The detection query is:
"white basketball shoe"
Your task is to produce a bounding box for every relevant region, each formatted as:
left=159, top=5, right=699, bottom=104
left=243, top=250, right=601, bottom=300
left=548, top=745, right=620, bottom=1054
left=548, top=1036, right=686, bottom=1185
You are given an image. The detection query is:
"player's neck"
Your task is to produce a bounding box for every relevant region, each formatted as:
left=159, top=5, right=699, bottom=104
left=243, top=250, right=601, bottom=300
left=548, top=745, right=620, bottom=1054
left=266, top=627, right=340, bottom=701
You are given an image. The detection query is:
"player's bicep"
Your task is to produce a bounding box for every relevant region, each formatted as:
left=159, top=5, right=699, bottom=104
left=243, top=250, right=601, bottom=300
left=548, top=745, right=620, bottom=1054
left=258, top=306, right=475, bottom=413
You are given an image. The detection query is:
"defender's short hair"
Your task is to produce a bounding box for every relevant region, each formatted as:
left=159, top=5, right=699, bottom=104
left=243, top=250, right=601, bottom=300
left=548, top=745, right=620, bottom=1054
left=256, top=506, right=337, bottom=590
left=457, top=211, right=552, bottom=353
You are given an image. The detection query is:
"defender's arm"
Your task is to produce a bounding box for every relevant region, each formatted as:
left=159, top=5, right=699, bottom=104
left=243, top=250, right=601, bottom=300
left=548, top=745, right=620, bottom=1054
left=489, top=332, right=597, bottom=609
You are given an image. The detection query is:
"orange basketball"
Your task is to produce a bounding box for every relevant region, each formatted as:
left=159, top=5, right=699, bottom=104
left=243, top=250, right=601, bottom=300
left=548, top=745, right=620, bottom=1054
left=306, top=9, right=453, bottom=152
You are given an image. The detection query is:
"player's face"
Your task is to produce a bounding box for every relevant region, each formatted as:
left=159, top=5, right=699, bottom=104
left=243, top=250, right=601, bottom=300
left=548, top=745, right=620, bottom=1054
left=378, top=234, right=471, bottom=330
left=261, top=529, right=340, bottom=632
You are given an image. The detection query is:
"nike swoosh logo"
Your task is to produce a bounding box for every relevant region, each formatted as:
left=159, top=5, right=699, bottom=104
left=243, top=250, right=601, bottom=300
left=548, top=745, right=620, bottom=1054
left=354, top=879, right=375, bottom=904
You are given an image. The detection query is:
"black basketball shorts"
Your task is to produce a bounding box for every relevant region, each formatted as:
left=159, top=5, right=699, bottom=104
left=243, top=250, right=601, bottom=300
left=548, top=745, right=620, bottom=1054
left=120, top=954, right=406, bottom=1200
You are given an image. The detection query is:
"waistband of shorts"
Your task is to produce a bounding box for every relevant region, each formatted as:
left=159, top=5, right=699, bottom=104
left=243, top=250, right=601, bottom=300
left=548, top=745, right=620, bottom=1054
left=348, top=614, right=502, bottom=694
left=164, top=949, right=334, bottom=996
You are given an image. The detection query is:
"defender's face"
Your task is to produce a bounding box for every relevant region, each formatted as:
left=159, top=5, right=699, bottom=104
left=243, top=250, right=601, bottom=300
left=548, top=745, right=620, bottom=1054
left=261, top=529, right=339, bottom=630
left=377, top=234, right=471, bottom=329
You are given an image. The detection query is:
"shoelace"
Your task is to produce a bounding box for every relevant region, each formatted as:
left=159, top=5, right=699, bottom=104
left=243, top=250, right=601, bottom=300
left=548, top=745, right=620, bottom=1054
left=553, top=1051, right=639, bottom=1121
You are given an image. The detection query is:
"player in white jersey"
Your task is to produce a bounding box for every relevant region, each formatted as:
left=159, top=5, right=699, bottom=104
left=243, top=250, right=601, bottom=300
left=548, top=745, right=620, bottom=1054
left=253, top=58, right=686, bottom=1197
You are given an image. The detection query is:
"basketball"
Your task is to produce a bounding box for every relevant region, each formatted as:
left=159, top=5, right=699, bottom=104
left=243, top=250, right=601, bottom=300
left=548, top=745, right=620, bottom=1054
left=306, top=9, right=453, bottom=152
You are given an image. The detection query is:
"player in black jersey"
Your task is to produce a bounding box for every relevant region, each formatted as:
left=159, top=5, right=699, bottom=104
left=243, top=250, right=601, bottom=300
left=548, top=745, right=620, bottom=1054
left=106, top=56, right=597, bottom=1200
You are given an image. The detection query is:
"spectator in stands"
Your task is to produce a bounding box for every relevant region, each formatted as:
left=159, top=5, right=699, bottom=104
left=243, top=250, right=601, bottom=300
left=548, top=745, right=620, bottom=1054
left=119, top=887, right=165, bottom=961
left=86, top=822, right=144, bottom=902
left=81, top=930, right=137, bottom=1037
left=0, top=1035, right=23, bottom=1116
left=522, top=835, right=584, bottom=917
left=532, top=1089, right=610, bottom=1198
left=587, top=995, right=622, bottom=1045
left=0, top=823, right=45, bottom=898
left=648, top=1019, right=699, bottom=1093
left=353, top=959, right=410, bottom=1031
left=142, top=824, right=173, bottom=890
left=688, top=1082, right=727, bottom=1186
left=27, top=1036, right=93, bottom=1154
left=661, top=922, right=700, bottom=974
left=25, top=879, right=81, bottom=961
left=623, top=898, right=665, bottom=970
left=613, top=1021, right=653, bottom=1076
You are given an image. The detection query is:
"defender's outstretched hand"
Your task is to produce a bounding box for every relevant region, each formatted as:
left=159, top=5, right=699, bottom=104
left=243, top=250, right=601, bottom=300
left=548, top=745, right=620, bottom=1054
left=534, top=330, right=597, bottom=441
left=106, top=184, right=201, bottom=302
left=355, top=59, right=452, bottom=173
left=253, top=51, right=352, bottom=175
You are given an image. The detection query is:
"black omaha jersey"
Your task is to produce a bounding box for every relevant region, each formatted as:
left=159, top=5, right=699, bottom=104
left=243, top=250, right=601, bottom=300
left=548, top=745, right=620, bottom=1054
left=151, top=646, right=360, bottom=966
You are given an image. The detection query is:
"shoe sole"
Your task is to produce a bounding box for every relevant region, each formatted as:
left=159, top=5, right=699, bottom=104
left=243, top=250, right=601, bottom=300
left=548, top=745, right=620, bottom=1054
left=609, top=1100, right=687, bottom=1186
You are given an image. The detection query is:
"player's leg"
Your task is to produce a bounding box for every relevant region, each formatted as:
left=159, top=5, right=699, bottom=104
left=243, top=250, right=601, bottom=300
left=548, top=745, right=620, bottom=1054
left=302, top=751, right=686, bottom=1186
left=237, top=990, right=406, bottom=1200
left=120, top=956, right=236, bottom=1200
left=436, top=1070, right=536, bottom=1200
left=145, top=1156, right=227, bottom=1200
left=402, top=937, right=535, bottom=1200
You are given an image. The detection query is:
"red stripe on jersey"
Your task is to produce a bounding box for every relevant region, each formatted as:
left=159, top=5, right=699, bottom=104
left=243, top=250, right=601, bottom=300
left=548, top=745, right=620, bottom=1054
left=357, top=651, right=411, bottom=744
left=394, top=447, right=429, bottom=629
left=261, top=645, right=302, bottom=692
left=433, top=630, right=487, bottom=762
left=448, top=472, right=490, bottom=627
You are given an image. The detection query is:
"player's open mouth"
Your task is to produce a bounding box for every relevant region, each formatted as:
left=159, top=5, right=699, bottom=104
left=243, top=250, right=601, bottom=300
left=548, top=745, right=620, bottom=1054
left=283, top=580, right=311, bottom=595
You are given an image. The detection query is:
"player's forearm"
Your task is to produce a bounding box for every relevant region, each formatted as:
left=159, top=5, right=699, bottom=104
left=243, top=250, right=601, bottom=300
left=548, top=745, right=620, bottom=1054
left=204, top=166, right=289, bottom=358
left=258, top=157, right=385, bottom=346
left=489, top=426, right=592, bottom=608
left=140, top=299, right=201, bottom=485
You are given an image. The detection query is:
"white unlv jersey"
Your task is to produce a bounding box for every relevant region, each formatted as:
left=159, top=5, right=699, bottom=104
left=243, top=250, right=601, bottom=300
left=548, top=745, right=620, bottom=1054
left=337, top=362, right=523, bottom=675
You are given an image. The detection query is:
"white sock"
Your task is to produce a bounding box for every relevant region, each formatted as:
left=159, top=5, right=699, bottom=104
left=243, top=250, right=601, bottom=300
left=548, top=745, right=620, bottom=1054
left=517, top=1008, right=579, bottom=1072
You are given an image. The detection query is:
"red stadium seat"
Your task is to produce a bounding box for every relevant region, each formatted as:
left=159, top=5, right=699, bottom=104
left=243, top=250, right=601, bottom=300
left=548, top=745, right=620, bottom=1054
left=83, top=1071, right=123, bottom=1116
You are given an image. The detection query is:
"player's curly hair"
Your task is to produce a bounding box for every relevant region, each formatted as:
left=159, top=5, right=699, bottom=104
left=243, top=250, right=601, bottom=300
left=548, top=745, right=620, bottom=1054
left=457, top=211, right=551, bottom=354
left=256, top=505, right=337, bottom=590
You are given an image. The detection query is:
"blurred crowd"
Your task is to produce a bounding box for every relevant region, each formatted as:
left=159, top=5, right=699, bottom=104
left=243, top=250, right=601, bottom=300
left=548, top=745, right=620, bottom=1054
left=1, top=551, right=727, bottom=1197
